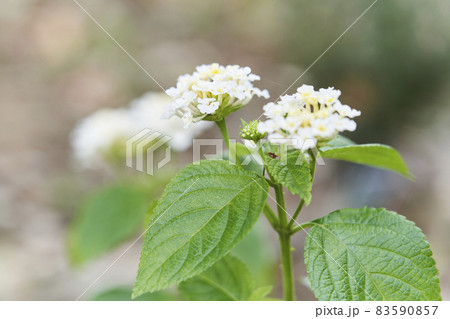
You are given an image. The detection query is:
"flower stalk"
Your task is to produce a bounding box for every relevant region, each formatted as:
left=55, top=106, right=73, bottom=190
left=215, top=118, right=231, bottom=150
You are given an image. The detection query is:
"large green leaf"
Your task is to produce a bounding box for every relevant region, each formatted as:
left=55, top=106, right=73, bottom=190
left=264, top=149, right=312, bottom=204
left=90, top=287, right=175, bottom=301
left=68, top=183, right=150, bottom=265
left=304, top=207, right=441, bottom=301
left=179, top=255, right=254, bottom=301
left=133, top=160, right=269, bottom=297
left=319, top=144, right=412, bottom=179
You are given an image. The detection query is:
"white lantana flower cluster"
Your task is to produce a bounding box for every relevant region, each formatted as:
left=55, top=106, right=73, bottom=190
left=258, top=85, right=361, bottom=151
left=162, top=63, right=269, bottom=127
left=71, top=92, right=212, bottom=168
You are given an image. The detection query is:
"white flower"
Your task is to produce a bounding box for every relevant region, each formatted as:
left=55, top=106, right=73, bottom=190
left=161, top=103, right=177, bottom=119
left=182, top=111, right=194, bottom=129
left=162, top=63, right=269, bottom=127
left=267, top=133, right=295, bottom=145
left=334, top=116, right=357, bottom=131
left=318, top=87, right=341, bottom=105
left=264, top=103, right=286, bottom=118
left=335, top=102, right=361, bottom=118
left=71, top=92, right=213, bottom=168
left=297, top=84, right=317, bottom=106
left=257, top=120, right=278, bottom=134
left=259, top=84, right=361, bottom=151
left=196, top=97, right=220, bottom=114
left=281, top=117, right=299, bottom=133
left=70, top=108, right=133, bottom=168
left=311, top=118, right=336, bottom=139
left=127, top=92, right=213, bottom=152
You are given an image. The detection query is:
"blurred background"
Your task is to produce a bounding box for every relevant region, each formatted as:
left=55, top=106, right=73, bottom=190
left=1, top=0, right=450, bottom=300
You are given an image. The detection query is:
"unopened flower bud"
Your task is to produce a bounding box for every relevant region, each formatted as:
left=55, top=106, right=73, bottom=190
left=239, top=119, right=267, bottom=142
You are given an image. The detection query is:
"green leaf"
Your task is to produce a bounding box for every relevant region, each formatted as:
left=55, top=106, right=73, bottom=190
left=68, top=183, right=150, bottom=265
left=319, top=144, right=412, bottom=179
left=90, top=287, right=175, bottom=301
left=304, top=207, right=441, bottom=301
left=320, top=135, right=356, bottom=150
left=265, top=149, right=312, bottom=204
left=144, top=201, right=158, bottom=228
left=227, top=142, right=263, bottom=175
left=248, top=285, right=273, bottom=301
left=133, top=160, right=269, bottom=297
left=179, top=255, right=254, bottom=301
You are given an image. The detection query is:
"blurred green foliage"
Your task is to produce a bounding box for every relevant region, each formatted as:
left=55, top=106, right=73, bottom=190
left=67, top=175, right=171, bottom=265
left=90, top=287, right=176, bottom=301
left=68, top=182, right=150, bottom=265
left=232, top=220, right=277, bottom=286
left=280, top=1, right=450, bottom=140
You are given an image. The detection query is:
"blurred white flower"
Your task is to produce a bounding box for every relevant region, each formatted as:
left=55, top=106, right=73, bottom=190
left=162, top=63, right=269, bottom=127
left=127, top=92, right=213, bottom=150
left=70, top=108, right=132, bottom=168
left=258, top=85, right=361, bottom=151
left=71, top=92, right=212, bottom=168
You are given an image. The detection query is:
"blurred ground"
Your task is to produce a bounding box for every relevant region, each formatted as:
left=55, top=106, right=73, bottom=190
left=1, top=0, right=450, bottom=300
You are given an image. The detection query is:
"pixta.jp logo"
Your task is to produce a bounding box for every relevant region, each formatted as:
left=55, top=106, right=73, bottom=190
left=126, top=129, right=172, bottom=175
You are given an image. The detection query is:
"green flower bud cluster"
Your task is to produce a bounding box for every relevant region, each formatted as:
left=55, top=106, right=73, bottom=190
left=239, top=120, right=267, bottom=142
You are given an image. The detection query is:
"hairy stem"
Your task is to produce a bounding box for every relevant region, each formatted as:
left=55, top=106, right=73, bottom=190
left=274, top=184, right=296, bottom=301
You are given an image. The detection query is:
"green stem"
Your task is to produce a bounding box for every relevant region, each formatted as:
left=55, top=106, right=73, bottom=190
left=290, top=222, right=315, bottom=235
left=288, top=198, right=305, bottom=228
left=274, top=184, right=296, bottom=301
left=263, top=202, right=279, bottom=229
left=279, top=232, right=295, bottom=301
left=215, top=118, right=230, bottom=150
left=216, top=118, right=243, bottom=165
left=274, top=184, right=287, bottom=225
left=308, top=149, right=317, bottom=183
left=265, top=178, right=277, bottom=187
